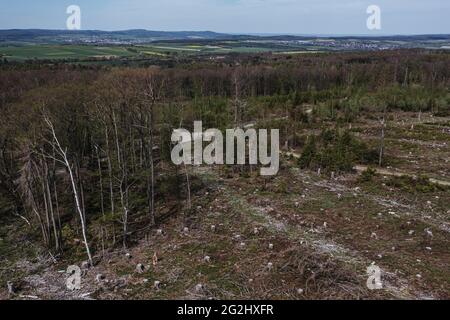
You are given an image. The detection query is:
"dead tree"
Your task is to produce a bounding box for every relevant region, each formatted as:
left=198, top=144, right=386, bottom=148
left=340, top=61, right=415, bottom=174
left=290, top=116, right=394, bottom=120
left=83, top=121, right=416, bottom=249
left=118, top=162, right=130, bottom=249
left=378, top=105, right=387, bottom=167
left=95, top=145, right=106, bottom=255
left=104, top=126, right=116, bottom=244
left=42, top=155, right=60, bottom=251
left=111, top=109, right=132, bottom=249
left=184, top=162, right=192, bottom=210
left=232, top=70, right=246, bottom=128
left=18, top=150, right=49, bottom=246
left=44, top=116, right=93, bottom=266
left=144, top=76, right=161, bottom=226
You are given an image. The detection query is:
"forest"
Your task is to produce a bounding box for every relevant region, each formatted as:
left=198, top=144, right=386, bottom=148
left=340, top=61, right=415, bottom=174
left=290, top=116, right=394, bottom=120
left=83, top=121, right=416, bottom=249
left=0, top=49, right=449, bottom=299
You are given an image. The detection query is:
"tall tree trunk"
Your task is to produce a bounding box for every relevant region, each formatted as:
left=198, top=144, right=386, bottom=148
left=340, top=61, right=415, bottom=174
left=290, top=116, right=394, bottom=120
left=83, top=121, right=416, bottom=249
left=96, top=146, right=106, bottom=255
left=379, top=106, right=387, bottom=167
left=104, top=127, right=116, bottom=244
left=44, top=159, right=60, bottom=252
left=148, top=111, right=155, bottom=226
left=45, top=117, right=93, bottom=266
left=183, top=162, right=191, bottom=210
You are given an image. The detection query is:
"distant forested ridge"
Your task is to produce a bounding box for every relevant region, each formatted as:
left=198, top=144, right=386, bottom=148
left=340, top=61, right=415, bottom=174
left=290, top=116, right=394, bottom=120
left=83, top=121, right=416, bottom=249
left=0, top=29, right=449, bottom=46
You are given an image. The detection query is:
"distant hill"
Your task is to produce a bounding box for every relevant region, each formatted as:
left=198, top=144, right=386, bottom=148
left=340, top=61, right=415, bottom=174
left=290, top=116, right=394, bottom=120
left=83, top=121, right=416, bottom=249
left=0, top=29, right=253, bottom=44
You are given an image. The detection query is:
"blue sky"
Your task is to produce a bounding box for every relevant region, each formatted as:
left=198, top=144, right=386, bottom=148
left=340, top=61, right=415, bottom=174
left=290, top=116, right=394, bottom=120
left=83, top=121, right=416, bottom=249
left=0, top=0, right=448, bottom=35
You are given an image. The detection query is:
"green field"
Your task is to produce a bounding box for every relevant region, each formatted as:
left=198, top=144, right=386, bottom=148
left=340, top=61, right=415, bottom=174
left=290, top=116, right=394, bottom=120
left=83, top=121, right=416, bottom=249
left=0, top=43, right=294, bottom=61
left=0, top=45, right=140, bottom=61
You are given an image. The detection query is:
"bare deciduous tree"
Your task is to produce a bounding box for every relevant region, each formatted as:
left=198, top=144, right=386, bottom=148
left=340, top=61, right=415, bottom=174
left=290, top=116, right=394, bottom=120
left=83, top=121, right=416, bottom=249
left=44, top=116, right=93, bottom=266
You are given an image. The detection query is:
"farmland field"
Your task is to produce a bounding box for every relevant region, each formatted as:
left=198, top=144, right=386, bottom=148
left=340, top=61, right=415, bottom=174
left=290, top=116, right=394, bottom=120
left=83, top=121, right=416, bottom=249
left=0, top=45, right=140, bottom=60
left=3, top=36, right=448, bottom=62
left=0, top=42, right=299, bottom=61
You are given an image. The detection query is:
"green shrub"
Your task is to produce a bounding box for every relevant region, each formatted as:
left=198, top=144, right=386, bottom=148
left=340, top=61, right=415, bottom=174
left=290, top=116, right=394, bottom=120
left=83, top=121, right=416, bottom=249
left=358, top=167, right=377, bottom=183
left=275, top=180, right=289, bottom=194
left=386, top=175, right=448, bottom=193
left=299, top=136, right=317, bottom=169
left=299, top=129, right=378, bottom=174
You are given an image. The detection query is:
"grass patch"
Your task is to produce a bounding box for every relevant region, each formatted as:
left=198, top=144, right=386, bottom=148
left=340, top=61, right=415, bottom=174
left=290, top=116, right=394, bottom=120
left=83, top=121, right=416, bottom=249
left=386, top=175, right=449, bottom=193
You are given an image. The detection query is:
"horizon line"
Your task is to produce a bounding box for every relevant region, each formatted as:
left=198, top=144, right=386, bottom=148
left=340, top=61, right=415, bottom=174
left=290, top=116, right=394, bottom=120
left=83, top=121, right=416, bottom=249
left=1, top=28, right=449, bottom=38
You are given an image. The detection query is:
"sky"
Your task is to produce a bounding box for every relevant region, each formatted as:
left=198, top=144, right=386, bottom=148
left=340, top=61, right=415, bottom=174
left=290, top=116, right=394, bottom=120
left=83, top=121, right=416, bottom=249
left=0, top=0, right=448, bottom=35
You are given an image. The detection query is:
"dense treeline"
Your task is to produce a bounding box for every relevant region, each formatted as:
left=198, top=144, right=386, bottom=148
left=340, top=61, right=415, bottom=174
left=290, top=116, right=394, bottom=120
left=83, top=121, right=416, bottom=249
left=0, top=50, right=449, bottom=263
